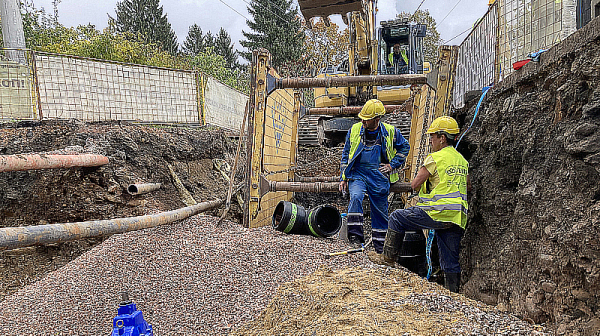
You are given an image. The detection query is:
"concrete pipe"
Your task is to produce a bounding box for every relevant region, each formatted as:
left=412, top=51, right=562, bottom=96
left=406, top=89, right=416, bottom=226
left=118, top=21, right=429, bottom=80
left=0, top=154, right=109, bottom=173
left=127, top=183, right=162, bottom=195
left=0, top=199, right=223, bottom=251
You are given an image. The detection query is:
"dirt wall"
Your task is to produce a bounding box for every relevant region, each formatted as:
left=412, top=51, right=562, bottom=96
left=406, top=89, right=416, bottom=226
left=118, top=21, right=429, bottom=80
left=455, top=16, right=600, bottom=335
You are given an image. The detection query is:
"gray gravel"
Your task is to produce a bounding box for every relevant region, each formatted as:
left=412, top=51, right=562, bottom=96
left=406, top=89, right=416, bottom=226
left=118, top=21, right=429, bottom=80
left=0, top=215, right=371, bottom=335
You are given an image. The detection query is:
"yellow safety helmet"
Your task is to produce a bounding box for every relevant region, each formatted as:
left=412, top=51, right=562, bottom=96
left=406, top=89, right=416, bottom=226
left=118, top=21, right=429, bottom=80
left=426, top=116, right=460, bottom=135
left=358, top=99, right=385, bottom=120
left=488, top=0, right=496, bottom=5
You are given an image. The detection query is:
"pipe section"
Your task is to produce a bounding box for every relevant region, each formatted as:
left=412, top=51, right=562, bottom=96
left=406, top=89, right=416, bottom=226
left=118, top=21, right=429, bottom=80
left=127, top=183, right=162, bottom=195
left=0, top=199, right=223, bottom=251
left=276, top=74, right=426, bottom=89
left=295, top=175, right=339, bottom=182
left=0, top=154, right=109, bottom=173
left=306, top=105, right=407, bottom=116
left=260, top=175, right=411, bottom=197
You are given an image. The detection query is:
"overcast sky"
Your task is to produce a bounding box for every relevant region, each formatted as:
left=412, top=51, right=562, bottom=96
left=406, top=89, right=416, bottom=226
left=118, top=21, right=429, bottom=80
left=32, top=0, right=490, bottom=51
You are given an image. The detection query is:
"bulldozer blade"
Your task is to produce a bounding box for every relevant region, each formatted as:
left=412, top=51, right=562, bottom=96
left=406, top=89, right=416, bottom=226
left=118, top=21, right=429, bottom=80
left=298, top=0, right=363, bottom=22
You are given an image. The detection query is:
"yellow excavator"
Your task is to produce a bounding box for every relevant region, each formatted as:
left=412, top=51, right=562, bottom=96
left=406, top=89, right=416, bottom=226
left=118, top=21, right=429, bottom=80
left=298, top=0, right=430, bottom=146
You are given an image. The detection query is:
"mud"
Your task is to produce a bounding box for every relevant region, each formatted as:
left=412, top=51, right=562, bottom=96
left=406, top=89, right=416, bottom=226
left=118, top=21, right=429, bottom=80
left=454, top=21, right=600, bottom=335
left=0, top=120, right=240, bottom=301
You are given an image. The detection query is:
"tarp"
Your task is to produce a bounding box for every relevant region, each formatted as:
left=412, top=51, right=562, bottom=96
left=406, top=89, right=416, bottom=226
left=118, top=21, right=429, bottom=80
left=203, top=77, right=248, bottom=133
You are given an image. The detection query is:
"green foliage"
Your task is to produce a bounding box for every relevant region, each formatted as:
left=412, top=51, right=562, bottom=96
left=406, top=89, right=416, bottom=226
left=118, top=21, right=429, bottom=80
left=398, top=10, right=441, bottom=64
left=183, top=24, right=210, bottom=55
left=241, top=0, right=304, bottom=69
left=113, top=0, right=178, bottom=54
left=214, top=28, right=239, bottom=70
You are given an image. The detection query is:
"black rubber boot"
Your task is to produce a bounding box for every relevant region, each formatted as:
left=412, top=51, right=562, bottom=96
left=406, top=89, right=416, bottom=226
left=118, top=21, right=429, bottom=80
left=444, top=273, right=461, bottom=293
left=382, top=229, right=404, bottom=266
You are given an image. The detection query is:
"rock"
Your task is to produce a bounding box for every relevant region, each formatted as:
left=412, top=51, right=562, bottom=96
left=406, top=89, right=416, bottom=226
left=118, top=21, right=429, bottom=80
left=541, top=282, right=556, bottom=293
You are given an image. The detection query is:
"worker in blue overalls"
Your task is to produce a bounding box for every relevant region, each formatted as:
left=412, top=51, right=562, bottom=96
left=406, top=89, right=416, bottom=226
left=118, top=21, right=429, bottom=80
left=339, top=99, right=410, bottom=253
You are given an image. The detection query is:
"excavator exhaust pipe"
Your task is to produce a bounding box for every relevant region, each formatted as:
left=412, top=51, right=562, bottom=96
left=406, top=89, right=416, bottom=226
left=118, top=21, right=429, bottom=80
left=0, top=199, right=223, bottom=251
left=0, top=154, right=109, bottom=173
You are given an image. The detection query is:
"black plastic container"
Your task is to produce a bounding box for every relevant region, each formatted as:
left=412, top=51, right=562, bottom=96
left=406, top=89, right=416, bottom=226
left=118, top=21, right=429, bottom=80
left=398, top=230, right=428, bottom=277
left=272, top=201, right=341, bottom=238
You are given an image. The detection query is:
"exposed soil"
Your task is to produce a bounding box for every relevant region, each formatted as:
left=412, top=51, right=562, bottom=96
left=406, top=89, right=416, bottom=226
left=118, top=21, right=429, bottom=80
left=0, top=120, right=241, bottom=301
left=454, top=24, right=600, bottom=335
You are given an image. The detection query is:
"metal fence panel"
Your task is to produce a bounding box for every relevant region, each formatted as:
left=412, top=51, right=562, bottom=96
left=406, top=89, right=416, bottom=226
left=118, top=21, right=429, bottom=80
left=203, top=76, right=248, bottom=132
left=0, top=50, right=36, bottom=120
left=497, top=0, right=577, bottom=79
left=34, top=52, right=199, bottom=123
left=453, top=5, right=498, bottom=109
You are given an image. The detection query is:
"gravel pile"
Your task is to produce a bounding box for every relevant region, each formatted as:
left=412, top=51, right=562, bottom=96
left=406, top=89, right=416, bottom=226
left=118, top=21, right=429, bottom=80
left=232, top=267, right=551, bottom=336
left=0, top=215, right=370, bottom=335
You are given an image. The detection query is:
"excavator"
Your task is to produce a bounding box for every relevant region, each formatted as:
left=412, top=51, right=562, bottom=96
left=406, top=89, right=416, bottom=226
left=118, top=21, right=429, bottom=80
left=298, top=0, right=430, bottom=146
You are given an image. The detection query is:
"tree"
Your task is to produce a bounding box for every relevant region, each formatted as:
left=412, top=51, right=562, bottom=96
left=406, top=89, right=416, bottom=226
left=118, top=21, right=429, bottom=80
left=302, top=19, right=349, bottom=76
left=183, top=24, right=210, bottom=55
left=240, top=0, right=304, bottom=69
left=112, top=0, right=178, bottom=54
left=398, top=10, right=441, bottom=64
left=214, top=28, right=239, bottom=70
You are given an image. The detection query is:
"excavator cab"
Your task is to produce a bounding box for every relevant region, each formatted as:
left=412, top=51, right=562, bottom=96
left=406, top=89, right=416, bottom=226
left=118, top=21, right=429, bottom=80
left=378, top=19, right=427, bottom=75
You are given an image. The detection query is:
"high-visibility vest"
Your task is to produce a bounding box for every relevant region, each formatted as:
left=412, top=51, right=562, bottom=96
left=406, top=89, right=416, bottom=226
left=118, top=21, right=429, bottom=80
left=416, top=146, right=469, bottom=228
left=343, top=122, right=399, bottom=183
left=388, top=49, right=408, bottom=65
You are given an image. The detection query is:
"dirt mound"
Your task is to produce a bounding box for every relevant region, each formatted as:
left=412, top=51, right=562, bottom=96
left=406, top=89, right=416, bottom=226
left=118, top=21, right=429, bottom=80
left=0, top=120, right=239, bottom=301
left=454, top=25, right=600, bottom=334
left=231, top=267, right=549, bottom=335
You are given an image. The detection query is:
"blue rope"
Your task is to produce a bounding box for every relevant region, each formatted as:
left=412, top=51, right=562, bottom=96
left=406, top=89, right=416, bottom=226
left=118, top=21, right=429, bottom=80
left=456, top=86, right=492, bottom=148
left=425, top=229, right=435, bottom=280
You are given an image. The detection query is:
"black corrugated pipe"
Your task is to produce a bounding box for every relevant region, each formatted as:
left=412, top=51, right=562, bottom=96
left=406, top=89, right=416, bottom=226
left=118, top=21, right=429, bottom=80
left=272, top=201, right=341, bottom=238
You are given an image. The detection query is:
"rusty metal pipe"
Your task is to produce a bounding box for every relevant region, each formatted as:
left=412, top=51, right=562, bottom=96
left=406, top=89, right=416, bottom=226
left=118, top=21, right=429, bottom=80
left=260, top=175, right=411, bottom=197
left=0, top=154, right=109, bottom=173
left=0, top=199, right=223, bottom=251
left=295, top=175, right=339, bottom=182
left=127, top=183, right=162, bottom=195
left=276, top=74, right=426, bottom=89
left=306, top=105, right=407, bottom=116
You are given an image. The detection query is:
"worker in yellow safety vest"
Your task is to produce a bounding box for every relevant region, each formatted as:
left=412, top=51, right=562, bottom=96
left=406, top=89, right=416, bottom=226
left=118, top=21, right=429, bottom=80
left=339, top=99, right=410, bottom=253
left=388, top=43, right=409, bottom=74
left=381, top=116, right=471, bottom=293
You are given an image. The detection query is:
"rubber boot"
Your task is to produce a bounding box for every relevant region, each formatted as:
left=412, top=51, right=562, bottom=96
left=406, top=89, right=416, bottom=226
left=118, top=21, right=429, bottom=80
left=444, top=273, right=461, bottom=293
left=382, top=229, right=404, bottom=266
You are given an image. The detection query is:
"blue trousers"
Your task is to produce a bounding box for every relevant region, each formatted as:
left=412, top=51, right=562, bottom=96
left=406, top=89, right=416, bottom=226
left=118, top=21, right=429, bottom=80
left=388, top=207, right=464, bottom=273
left=347, top=178, right=389, bottom=253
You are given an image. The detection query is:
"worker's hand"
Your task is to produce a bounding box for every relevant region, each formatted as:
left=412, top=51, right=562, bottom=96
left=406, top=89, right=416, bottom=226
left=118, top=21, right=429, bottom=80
left=378, top=163, right=393, bottom=174
left=339, top=180, right=348, bottom=193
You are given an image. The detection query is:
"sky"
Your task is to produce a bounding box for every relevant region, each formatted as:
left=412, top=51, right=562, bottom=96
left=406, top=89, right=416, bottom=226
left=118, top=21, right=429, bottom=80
left=31, top=0, right=491, bottom=51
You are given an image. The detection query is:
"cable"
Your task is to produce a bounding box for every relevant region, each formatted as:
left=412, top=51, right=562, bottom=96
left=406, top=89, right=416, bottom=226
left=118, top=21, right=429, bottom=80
left=438, top=0, right=463, bottom=26
left=217, top=0, right=250, bottom=21
left=442, top=26, right=471, bottom=44
left=413, top=0, right=426, bottom=14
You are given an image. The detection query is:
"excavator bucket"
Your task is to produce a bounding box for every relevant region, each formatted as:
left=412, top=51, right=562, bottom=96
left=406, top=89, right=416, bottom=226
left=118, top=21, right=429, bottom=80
left=298, top=0, right=363, bottom=22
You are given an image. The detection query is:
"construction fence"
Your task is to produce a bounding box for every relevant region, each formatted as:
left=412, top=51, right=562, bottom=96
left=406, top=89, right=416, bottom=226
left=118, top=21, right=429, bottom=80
left=453, top=0, right=579, bottom=108
left=0, top=49, right=248, bottom=132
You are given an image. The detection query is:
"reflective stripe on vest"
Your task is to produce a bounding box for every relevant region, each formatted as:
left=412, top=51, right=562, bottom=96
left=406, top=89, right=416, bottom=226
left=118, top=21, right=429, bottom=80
left=416, top=146, right=469, bottom=228
left=343, top=122, right=399, bottom=183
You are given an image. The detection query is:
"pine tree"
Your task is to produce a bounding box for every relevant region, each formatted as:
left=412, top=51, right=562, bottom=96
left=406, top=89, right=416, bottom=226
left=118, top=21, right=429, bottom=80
left=240, top=0, right=304, bottom=68
left=214, top=28, right=239, bottom=70
left=113, top=0, right=178, bottom=54
left=183, top=24, right=208, bottom=55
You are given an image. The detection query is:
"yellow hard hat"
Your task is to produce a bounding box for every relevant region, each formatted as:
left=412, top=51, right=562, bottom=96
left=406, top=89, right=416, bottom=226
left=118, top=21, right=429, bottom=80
left=488, top=0, right=496, bottom=5
left=426, top=116, right=460, bottom=134
left=358, top=99, right=385, bottom=120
